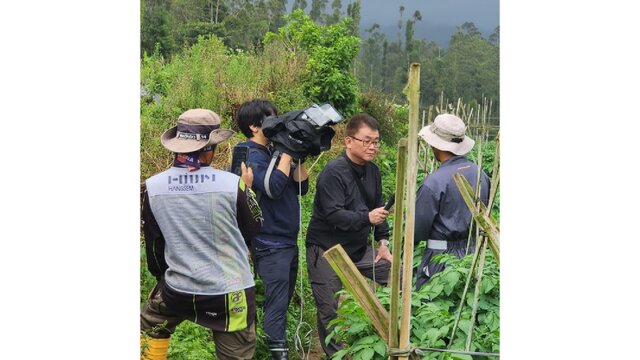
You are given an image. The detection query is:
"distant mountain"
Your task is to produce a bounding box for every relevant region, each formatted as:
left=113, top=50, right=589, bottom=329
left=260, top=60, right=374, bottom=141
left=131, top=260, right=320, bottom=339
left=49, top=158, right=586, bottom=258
left=357, top=0, right=499, bottom=48
left=362, top=23, right=496, bottom=48
left=285, top=0, right=499, bottom=48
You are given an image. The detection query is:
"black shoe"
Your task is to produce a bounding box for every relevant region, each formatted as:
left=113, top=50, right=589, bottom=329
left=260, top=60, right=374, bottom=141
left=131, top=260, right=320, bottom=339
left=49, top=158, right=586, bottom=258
left=268, top=340, right=288, bottom=360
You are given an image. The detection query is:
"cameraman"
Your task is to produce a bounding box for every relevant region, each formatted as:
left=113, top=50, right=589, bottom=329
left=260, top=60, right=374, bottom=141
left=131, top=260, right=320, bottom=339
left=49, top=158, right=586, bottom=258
left=234, top=99, right=309, bottom=360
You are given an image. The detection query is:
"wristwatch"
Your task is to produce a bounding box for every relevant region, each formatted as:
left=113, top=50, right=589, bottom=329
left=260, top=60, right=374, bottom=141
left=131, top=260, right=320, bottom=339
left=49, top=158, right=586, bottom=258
left=379, top=239, right=390, bottom=247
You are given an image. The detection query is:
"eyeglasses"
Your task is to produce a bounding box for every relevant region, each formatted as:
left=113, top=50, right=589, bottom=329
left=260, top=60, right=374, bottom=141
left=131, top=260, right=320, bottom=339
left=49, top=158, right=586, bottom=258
left=349, top=135, right=381, bottom=148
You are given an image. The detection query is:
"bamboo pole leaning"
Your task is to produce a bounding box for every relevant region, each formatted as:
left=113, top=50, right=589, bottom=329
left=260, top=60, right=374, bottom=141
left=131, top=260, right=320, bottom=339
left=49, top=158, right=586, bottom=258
left=323, top=245, right=390, bottom=343
left=454, top=174, right=500, bottom=265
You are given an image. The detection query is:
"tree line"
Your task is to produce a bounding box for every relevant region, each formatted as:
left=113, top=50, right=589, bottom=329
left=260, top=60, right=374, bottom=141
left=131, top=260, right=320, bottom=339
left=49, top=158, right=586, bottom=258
left=141, top=0, right=499, bottom=113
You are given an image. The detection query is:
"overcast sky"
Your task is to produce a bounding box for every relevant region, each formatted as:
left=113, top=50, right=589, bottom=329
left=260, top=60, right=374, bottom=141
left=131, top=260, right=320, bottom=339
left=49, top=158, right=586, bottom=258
left=360, top=0, right=499, bottom=28
left=287, top=0, right=500, bottom=46
left=359, top=0, right=500, bottom=45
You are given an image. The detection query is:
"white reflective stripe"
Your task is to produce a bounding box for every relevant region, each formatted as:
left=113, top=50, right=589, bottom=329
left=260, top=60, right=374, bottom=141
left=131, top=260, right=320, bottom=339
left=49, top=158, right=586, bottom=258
left=427, top=239, right=448, bottom=250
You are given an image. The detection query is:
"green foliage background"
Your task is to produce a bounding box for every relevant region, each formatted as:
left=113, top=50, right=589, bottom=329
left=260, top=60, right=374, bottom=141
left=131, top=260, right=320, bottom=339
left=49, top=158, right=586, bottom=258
left=140, top=3, right=499, bottom=359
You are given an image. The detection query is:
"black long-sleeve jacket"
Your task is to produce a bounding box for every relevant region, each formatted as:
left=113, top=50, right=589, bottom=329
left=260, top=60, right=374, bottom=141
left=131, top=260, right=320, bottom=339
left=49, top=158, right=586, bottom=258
left=306, top=152, right=389, bottom=262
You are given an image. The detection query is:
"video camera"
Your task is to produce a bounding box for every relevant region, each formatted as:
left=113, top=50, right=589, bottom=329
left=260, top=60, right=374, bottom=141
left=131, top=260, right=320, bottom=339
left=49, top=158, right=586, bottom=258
left=261, top=103, right=344, bottom=160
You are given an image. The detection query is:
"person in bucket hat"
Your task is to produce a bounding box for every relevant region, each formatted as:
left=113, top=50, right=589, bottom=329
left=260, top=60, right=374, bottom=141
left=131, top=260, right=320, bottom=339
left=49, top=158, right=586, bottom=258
left=414, top=113, right=490, bottom=290
left=160, top=108, right=235, bottom=153
left=140, top=108, right=264, bottom=360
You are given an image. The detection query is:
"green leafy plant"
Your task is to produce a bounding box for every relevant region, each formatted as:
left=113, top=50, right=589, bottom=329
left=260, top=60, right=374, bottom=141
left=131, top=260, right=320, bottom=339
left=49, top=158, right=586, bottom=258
left=265, top=10, right=360, bottom=116
left=327, top=253, right=499, bottom=360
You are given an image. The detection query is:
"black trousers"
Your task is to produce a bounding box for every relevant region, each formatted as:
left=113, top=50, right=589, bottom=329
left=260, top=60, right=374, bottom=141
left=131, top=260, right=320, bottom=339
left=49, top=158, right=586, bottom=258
left=306, top=244, right=390, bottom=357
left=254, top=245, right=298, bottom=342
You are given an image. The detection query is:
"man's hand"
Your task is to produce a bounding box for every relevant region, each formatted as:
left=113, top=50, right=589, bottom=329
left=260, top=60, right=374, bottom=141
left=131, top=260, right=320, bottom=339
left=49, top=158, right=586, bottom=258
left=368, top=207, right=389, bottom=225
left=375, top=241, right=393, bottom=263
left=241, top=162, right=253, bottom=188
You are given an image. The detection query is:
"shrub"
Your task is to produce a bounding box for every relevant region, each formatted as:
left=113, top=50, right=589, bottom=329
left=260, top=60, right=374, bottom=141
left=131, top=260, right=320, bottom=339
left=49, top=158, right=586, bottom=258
left=265, top=10, right=360, bottom=117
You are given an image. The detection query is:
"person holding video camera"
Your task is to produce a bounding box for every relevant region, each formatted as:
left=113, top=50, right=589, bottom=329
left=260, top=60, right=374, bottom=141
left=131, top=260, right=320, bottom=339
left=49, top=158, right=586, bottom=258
left=234, top=99, right=309, bottom=360
left=305, top=114, right=393, bottom=358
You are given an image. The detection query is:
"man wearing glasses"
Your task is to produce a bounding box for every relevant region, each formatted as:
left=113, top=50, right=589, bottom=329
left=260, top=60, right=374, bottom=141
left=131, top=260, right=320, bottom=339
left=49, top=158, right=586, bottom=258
left=305, top=114, right=393, bottom=358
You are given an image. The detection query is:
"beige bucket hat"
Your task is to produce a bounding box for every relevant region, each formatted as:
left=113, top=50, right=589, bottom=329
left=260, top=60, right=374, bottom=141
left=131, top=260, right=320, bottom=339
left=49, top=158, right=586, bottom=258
left=418, top=113, right=474, bottom=155
left=161, top=109, right=235, bottom=153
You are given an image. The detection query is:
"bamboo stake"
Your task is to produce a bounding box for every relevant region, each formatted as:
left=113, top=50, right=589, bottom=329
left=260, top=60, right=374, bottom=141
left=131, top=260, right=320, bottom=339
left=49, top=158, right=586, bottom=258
left=447, top=235, right=485, bottom=348
left=487, top=133, right=500, bottom=214
left=465, top=238, right=488, bottom=351
left=417, top=111, right=426, bottom=171
left=451, top=102, right=502, bottom=351
left=465, top=98, right=495, bottom=351
left=323, top=245, right=390, bottom=343
left=467, top=113, right=484, bottom=255
left=397, top=63, right=421, bottom=360
left=389, top=138, right=407, bottom=360
left=426, top=105, right=435, bottom=174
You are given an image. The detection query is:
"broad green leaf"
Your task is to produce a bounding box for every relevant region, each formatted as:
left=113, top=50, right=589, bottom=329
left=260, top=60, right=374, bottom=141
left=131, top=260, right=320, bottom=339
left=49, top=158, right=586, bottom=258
left=434, top=339, right=446, bottom=347
left=373, top=341, right=386, bottom=356
left=445, top=270, right=461, bottom=285
left=347, top=322, right=368, bottom=334
left=359, top=347, right=375, bottom=360
left=481, top=277, right=496, bottom=294
left=425, top=328, right=439, bottom=341
left=332, top=348, right=348, bottom=360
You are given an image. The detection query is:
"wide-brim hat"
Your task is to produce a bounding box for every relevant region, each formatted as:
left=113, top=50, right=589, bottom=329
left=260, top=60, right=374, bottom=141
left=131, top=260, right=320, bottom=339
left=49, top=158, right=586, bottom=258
left=161, top=109, right=235, bottom=153
left=418, top=113, right=474, bottom=155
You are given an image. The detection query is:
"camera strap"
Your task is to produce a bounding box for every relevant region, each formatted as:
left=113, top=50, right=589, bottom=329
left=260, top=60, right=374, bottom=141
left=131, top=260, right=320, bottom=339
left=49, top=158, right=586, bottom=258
left=263, top=149, right=281, bottom=199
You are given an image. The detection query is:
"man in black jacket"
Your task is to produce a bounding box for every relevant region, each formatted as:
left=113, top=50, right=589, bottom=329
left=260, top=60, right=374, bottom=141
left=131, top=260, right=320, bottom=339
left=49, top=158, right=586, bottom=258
left=306, top=114, right=393, bottom=358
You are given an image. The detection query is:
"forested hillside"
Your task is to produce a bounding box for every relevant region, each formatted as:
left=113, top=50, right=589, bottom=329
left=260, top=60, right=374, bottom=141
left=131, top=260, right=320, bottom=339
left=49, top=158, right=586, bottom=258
left=141, top=0, right=499, bottom=113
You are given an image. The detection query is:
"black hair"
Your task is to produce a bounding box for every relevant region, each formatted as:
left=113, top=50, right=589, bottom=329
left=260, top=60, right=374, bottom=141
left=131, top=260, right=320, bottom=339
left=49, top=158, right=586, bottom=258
left=235, top=99, right=279, bottom=138
left=346, top=113, right=380, bottom=137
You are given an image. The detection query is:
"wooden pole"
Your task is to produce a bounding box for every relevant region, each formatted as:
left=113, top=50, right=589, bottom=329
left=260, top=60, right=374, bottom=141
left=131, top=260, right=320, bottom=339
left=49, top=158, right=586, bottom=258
left=388, top=138, right=407, bottom=359
left=323, top=245, right=390, bottom=343
left=398, top=63, right=421, bottom=360
left=447, top=235, right=485, bottom=348
left=487, top=133, right=500, bottom=215
left=465, top=238, right=489, bottom=351
left=453, top=174, right=500, bottom=266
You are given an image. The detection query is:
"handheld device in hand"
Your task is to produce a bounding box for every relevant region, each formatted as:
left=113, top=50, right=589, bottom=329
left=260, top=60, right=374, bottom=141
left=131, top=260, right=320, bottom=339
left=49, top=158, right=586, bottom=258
left=231, top=146, right=250, bottom=176
left=384, top=193, right=395, bottom=211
